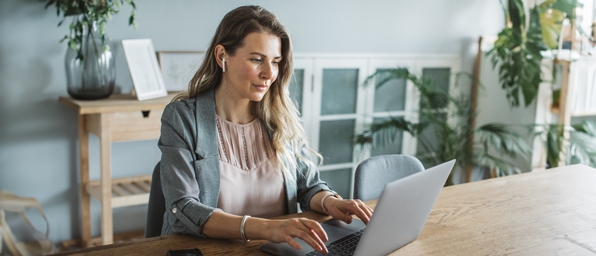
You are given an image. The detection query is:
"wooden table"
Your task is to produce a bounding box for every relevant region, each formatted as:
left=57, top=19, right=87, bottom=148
left=59, top=93, right=177, bottom=246
left=54, top=164, right=596, bottom=255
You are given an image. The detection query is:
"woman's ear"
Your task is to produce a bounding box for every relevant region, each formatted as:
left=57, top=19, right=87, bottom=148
left=214, top=44, right=226, bottom=70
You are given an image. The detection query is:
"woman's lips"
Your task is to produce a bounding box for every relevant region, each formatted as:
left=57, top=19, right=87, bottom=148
left=254, top=84, right=269, bottom=91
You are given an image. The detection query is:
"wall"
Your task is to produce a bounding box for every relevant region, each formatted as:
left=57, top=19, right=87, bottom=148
left=0, top=0, right=504, bottom=244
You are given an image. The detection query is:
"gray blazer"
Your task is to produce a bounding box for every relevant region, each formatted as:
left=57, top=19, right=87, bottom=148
left=158, top=89, right=334, bottom=238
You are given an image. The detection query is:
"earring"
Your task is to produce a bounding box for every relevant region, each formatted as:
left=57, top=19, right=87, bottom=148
left=222, top=58, right=226, bottom=73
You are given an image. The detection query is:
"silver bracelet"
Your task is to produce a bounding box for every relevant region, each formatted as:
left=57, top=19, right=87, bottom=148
left=320, top=193, right=339, bottom=215
left=240, top=215, right=250, bottom=242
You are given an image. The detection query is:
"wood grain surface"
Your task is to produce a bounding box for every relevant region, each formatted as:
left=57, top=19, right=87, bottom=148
left=53, top=164, right=596, bottom=256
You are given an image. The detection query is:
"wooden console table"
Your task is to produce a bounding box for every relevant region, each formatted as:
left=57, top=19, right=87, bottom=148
left=59, top=93, right=176, bottom=247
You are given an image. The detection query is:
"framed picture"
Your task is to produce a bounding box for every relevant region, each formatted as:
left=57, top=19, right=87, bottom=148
left=157, top=51, right=206, bottom=92
left=122, top=39, right=168, bottom=101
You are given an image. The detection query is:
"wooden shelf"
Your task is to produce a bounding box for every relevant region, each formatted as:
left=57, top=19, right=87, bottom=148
left=543, top=56, right=596, bottom=170
left=550, top=105, right=596, bottom=117
left=87, top=175, right=152, bottom=208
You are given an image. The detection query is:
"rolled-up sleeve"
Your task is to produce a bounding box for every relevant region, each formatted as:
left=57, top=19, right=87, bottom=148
left=295, top=145, right=336, bottom=211
left=158, top=102, right=218, bottom=238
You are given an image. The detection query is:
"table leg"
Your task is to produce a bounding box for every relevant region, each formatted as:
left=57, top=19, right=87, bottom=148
left=99, top=113, right=113, bottom=245
left=78, top=115, right=92, bottom=247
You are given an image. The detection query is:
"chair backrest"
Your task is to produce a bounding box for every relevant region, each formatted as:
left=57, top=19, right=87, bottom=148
left=145, top=162, right=165, bottom=238
left=353, top=154, right=425, bottom=201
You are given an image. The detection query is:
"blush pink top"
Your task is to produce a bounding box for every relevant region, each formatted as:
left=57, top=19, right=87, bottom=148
left=215, top=115, right=287, bottom=218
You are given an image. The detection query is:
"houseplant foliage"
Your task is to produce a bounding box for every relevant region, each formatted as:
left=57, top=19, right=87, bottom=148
left=533, top=120, right=596, bottom=168
left=354, top=69, right=532, bottom=185
left=489, top=0, right=593, bottom=168
left=45, top=0, right=137, bottom=60
left=538, top=0, right=581, bottom=49
left=487, top=0, right=547, bottom=108
left=487, top=0, right=582, bottom=108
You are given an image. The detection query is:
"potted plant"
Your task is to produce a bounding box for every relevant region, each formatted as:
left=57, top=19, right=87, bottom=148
left=488, top=0, right=596, bottom=169
left=45, top=0, right=137, bottom=100
left=487, top=0, right=583, bottom=108
left=354, top=69, right=532, bottom=185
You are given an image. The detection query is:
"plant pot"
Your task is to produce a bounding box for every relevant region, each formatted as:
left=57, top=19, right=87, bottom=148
left=64, top=22, right=115, bottom=100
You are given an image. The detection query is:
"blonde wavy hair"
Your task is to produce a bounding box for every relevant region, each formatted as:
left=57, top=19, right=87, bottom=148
left=174, top=5, right=321, bottom=177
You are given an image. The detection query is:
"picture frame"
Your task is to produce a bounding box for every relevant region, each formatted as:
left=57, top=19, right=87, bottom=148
left=122, top=39, right=168, bottom=101
left=156, top=51, right=206, bottom=92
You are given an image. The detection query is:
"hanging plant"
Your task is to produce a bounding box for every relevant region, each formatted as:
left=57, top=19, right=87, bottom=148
left=45, top=0, right=137, bottom=60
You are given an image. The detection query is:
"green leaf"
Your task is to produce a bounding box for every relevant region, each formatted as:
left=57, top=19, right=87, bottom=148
left=44, top=0, right=56, bottom=9
left=552, top=0, right=583, bottom=20
left=44, top=0, right=137, bottom=60
left=59, top=35, right=68, bottom=43
left=508, top=0, right=526, bottom=30
left=539, top=8, right=566, bottom=49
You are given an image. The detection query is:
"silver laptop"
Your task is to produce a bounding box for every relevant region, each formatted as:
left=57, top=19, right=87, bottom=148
left=261, top=159, right=456, bottom=256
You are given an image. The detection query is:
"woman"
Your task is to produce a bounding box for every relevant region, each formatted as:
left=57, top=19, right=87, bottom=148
left=158, top=5, right=373, bottom=254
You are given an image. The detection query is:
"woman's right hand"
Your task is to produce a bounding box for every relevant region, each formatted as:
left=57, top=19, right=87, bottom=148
left=202, top=212, right=329, bottom=254
left=263, top=218, right=329, bottom=254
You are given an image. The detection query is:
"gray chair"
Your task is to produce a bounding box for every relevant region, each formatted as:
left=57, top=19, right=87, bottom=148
left=353, top=154, right=425, bottom=201
left=145, top=162, right=165, bottom=238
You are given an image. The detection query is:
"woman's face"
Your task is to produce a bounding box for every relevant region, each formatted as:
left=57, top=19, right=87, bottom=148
left=222, top=32, right=281, bottom=102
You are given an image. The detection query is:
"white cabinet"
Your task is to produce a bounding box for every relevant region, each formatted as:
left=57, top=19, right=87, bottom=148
left=291, top=54, right=460, bottom=198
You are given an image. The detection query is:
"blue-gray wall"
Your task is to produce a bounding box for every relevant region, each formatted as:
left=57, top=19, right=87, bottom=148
left=0, top=0, right=503, bottom=244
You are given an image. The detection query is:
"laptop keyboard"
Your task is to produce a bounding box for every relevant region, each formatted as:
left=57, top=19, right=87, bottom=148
left=305, top=228, right=365, bottom=256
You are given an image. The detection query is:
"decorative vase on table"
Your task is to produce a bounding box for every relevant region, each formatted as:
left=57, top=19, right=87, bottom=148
left=65, top=22, right=115, bottom=100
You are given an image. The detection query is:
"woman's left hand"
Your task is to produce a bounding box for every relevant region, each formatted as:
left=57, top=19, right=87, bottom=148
left=324, top=198, right=374, bottom=224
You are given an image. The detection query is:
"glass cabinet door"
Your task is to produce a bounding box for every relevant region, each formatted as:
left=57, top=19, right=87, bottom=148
left=290, top=58, right=314, bottom=145
left=289, top=69, right=304, bottom=115
left=369, top=68, right=408, bottom=157
left=318, top=68, right=359, bottom=165
left=312, top=59, right=367, bottom=198
left=416, top=67, right=452, bottom=158
left=364, top=60, right=419, bottom=158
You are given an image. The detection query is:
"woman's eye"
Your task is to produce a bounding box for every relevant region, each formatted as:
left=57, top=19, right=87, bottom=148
left=251, top=59, right=262, bottom=63
left=272, top=61, right=280, bottom=66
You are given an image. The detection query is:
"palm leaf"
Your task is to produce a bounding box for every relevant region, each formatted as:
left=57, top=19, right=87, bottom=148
left=356, top=69, right=532, bottom=181
left=473, top=151, right=522, bottom=176
left=476, top=123, right=532, bottom=157
left=531, top=120, right=596, bottom=168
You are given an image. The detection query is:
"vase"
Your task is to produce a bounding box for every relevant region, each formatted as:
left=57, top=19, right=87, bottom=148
left=65, top=22, right=115, bottom=100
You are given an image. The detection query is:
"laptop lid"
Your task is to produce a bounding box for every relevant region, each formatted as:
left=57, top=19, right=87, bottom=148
left=353, top=159, right=455, bottom=255
left=261, top=159, right=455, bottom=256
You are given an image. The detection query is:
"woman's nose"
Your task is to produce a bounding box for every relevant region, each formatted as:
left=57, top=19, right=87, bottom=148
left=260, top=62, right=275, bottom=79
